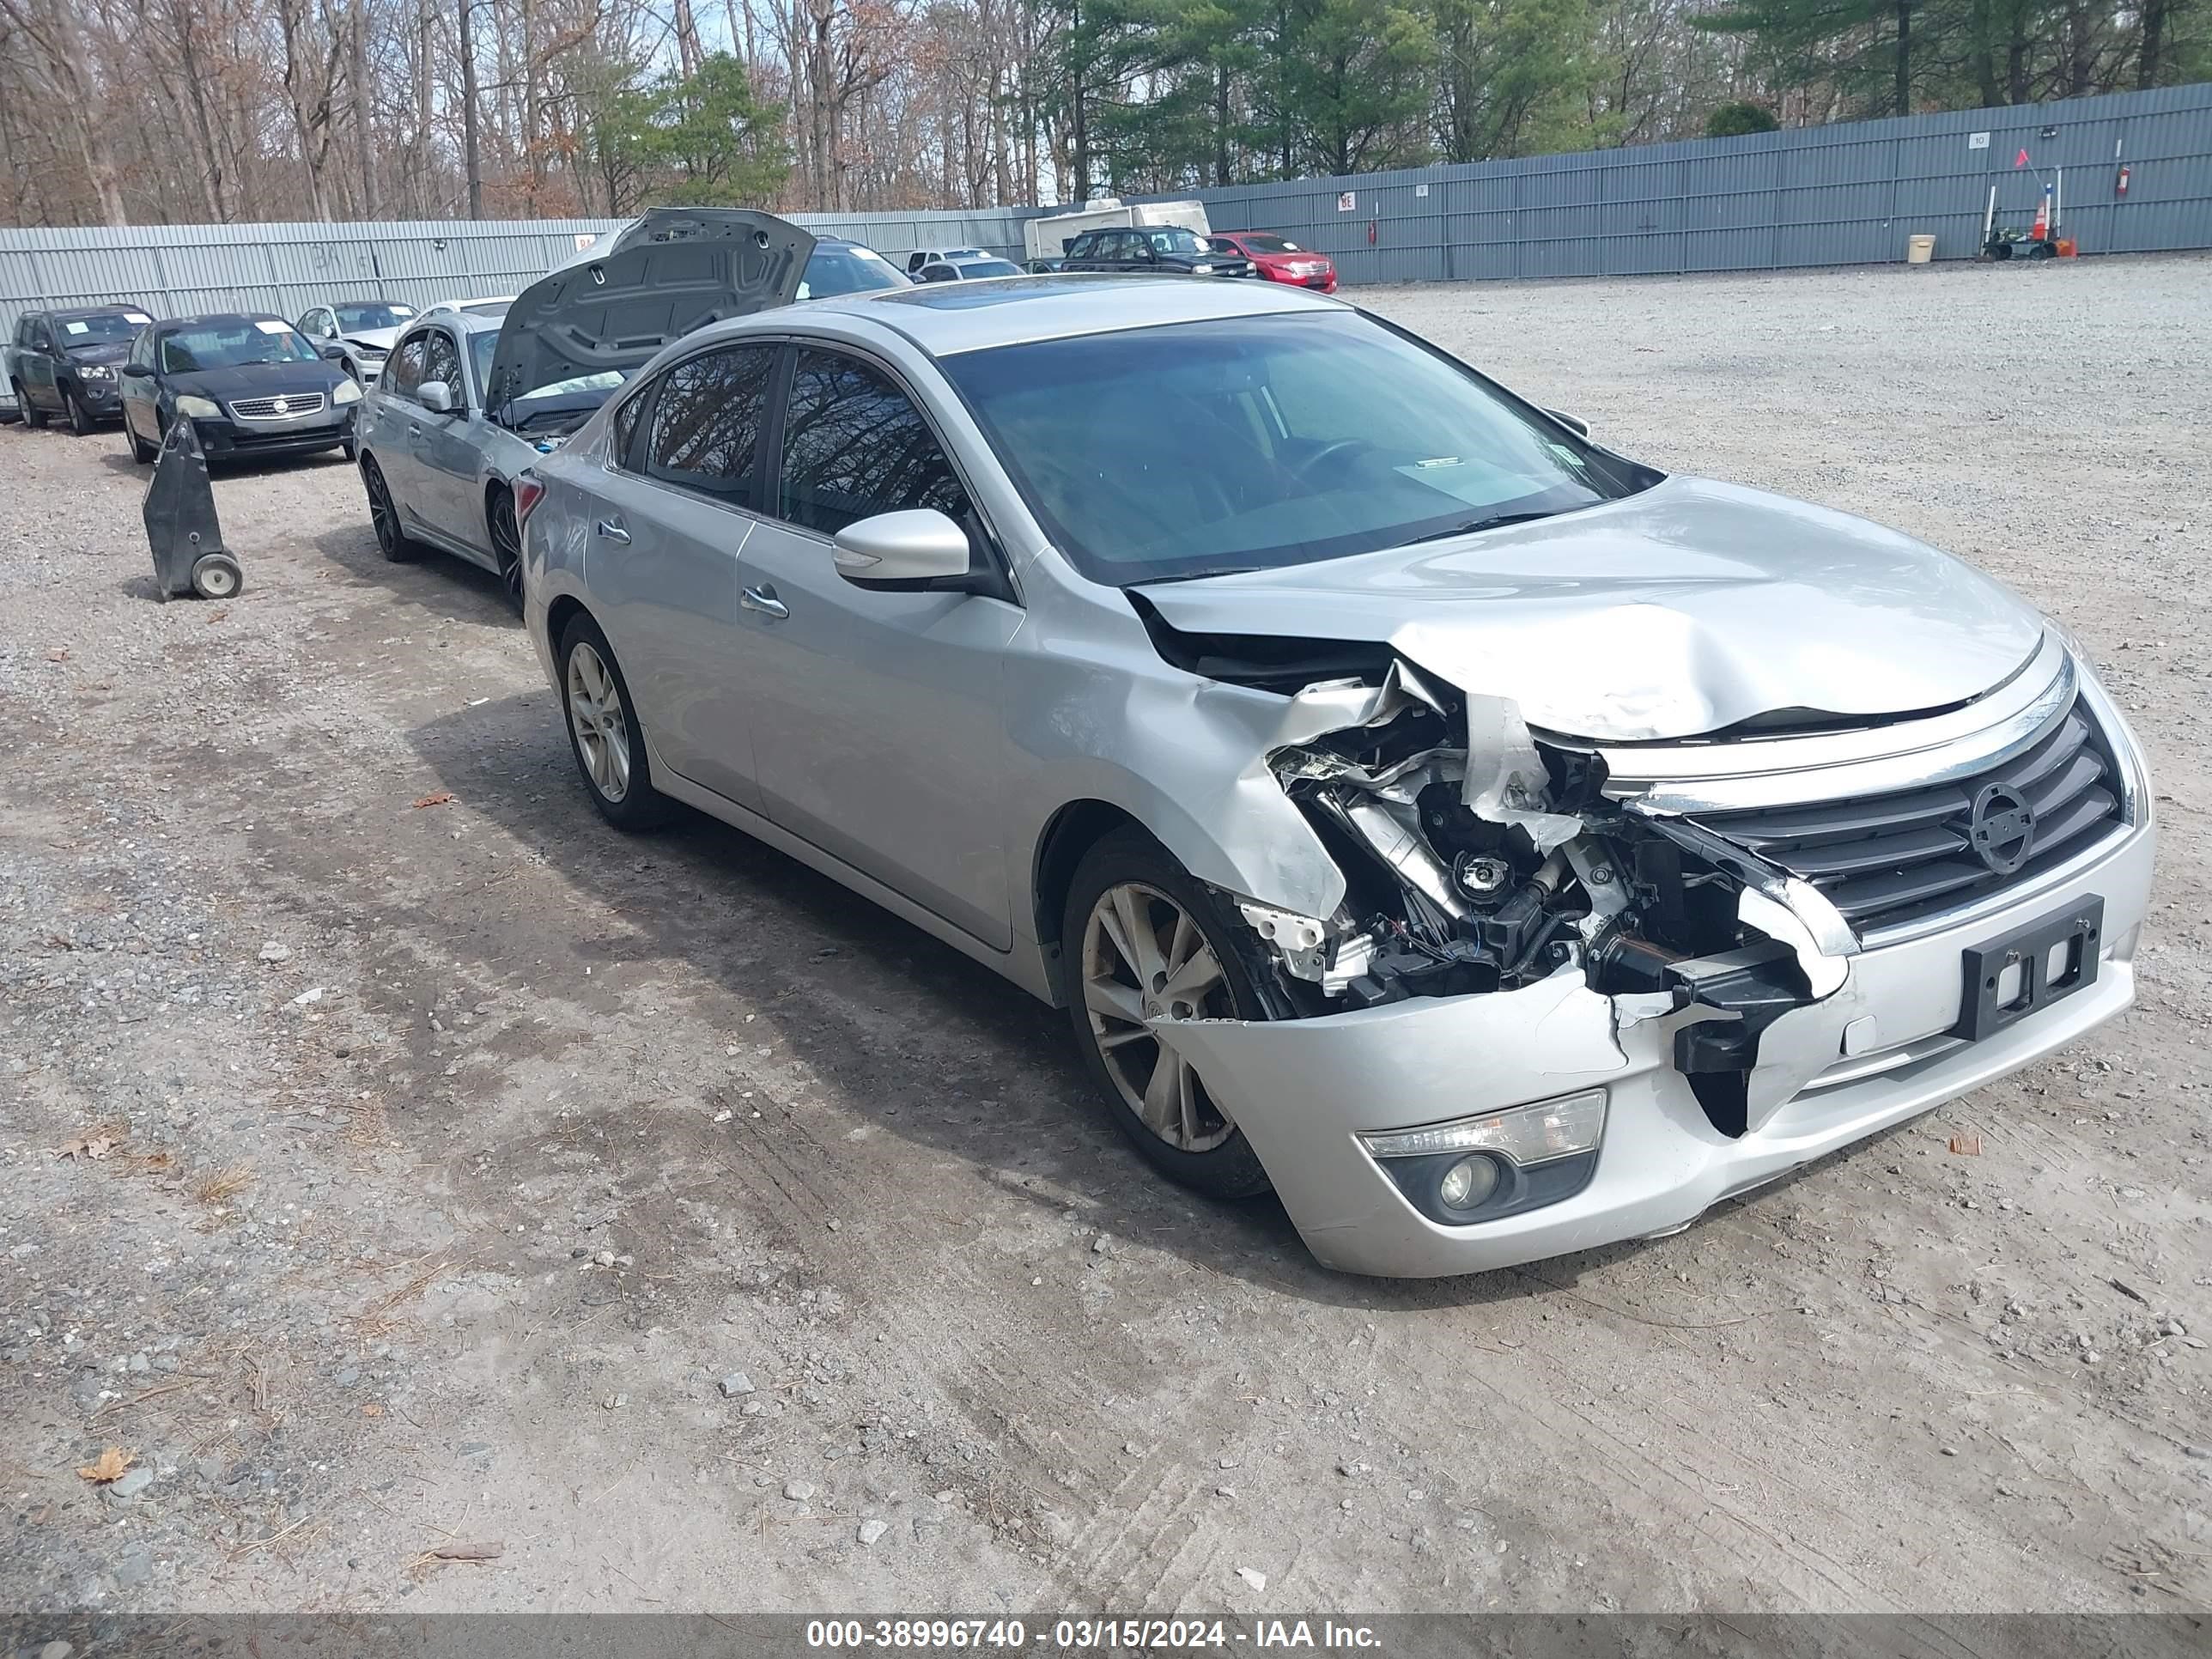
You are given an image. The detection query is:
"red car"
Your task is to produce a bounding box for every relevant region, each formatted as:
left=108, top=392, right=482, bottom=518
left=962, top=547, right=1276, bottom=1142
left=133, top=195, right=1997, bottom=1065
left=1208, top=231, right=1337, bottom=294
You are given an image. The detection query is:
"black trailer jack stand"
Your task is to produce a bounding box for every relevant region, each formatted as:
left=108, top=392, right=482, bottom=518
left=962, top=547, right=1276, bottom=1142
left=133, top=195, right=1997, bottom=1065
left=142, top=419, right=244, bottom=601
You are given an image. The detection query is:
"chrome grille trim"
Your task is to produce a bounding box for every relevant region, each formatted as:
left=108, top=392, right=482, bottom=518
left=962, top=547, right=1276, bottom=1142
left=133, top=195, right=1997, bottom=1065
left=229, top=392, right=327, bottom=421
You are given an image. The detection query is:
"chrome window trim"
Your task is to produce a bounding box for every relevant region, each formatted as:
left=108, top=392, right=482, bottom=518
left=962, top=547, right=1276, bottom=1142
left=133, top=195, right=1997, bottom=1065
left=1598, top=635, right=2073, bottom=814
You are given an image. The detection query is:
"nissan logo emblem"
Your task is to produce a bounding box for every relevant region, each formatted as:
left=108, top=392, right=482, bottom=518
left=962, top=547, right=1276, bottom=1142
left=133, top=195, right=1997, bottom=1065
left=1966, top=782, right=2036, bottom=875
left=272, top=397, right=289, bottom=415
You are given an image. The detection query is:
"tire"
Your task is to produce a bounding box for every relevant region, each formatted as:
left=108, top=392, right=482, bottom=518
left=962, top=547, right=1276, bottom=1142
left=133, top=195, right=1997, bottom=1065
left=23, top=396, right=46, bottom=429
left=126, top=419, right=155, bottom=464
left=190, top=551, right=243, bottom=600
left=2027, top=240, right=2056, bottom=260
left=1060, top=828, right=1281, bottom=1200
left=556, top=612, right=672, bottom=830
left=64, top=388, right=90, bottom=436
left=361, top=455, right=420, bottom=562
left=488, top=487, right=524, bottom=617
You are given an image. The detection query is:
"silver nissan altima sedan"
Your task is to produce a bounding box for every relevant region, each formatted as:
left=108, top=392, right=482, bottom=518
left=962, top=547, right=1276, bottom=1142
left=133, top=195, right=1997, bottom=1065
left=517, top=270, right=2154, bottom=1278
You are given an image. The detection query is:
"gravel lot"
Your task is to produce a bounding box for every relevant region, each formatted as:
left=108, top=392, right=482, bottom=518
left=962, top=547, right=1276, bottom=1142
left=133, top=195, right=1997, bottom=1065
left=3, top=253, right=2209, bottom=1620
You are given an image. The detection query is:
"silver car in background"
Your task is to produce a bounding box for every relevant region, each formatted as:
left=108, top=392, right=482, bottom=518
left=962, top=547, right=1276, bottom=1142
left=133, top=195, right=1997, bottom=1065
left=295, top=299, right=421, bottom=384
left=517, top=272, right=2153, bottom=1279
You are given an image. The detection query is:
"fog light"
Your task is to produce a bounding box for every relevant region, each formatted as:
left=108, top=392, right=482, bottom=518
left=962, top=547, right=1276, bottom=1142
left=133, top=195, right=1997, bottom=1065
left=1438, top=1155, right=1501, bottom=1212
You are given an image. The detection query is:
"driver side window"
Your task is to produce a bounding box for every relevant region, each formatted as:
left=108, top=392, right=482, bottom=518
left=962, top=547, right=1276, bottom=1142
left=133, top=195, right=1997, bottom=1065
left=386, top=334, right=427, bottom=398
left=420, top=331, right=462, bottom=404
left=775, top=349, right=970, bottom=537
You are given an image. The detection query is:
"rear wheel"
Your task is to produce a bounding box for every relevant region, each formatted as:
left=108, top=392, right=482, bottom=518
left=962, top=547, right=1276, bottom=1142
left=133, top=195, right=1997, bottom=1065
left=362, top=456, right=419, bottom=562
left=488, top=488, right=524, bottom=616
left=558, top=613, right=672, bottom=830
left=1061, top=830, right=1278, bottom=1199
left=23, top=396, right=46, bottom=429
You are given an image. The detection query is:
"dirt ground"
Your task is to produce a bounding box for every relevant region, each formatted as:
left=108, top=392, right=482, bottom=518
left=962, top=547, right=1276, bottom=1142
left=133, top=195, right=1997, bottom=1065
left=2, top=253, right=2209, bottom=1621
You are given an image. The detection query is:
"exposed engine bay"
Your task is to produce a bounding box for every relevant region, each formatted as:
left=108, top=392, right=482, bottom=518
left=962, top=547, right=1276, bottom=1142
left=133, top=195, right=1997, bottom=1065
left=1157, top=621, right=1839, bottom=1139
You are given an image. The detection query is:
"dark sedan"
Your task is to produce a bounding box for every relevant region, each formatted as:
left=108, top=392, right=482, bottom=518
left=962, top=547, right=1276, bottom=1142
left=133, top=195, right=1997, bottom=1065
left=120, top=313, right=361, bottom=465
left=6, top=305, right=155, bottom=434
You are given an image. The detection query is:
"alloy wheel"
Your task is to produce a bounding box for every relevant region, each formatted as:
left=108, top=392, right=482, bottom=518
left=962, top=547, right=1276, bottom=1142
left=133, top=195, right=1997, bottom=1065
left=566, top=641, right=632, bottom=804
left=365, top=465, right=397, bottom=556
left=1079, top=882, right=1237, bottom=1152
left=491, top=493, right=523, bottom=611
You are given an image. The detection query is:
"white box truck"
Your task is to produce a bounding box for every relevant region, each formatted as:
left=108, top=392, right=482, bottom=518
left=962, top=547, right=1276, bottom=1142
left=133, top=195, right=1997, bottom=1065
left=1024, top=198, right=1212, bottom=264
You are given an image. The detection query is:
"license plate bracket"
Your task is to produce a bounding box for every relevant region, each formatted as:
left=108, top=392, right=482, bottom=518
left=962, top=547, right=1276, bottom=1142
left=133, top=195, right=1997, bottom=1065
left=1954, top=897, right=2104, bottom=1042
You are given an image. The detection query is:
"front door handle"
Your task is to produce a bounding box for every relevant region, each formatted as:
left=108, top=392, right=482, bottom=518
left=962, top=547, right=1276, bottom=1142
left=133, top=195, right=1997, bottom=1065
left=595, top=520, right=630, bottom=544
left=739, top=584, right=788, bottom=621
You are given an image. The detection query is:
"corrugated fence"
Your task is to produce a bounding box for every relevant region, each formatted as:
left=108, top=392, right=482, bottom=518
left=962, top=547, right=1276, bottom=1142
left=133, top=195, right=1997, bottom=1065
left=0, top=208, right=1042, bottom=346
left=2, top=84, right=2209, bottom=347
left=1174, top=82, right=2212, bottom=285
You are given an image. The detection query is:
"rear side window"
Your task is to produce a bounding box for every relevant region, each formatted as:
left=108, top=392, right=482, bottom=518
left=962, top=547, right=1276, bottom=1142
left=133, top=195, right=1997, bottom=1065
left=645, top=343, right=777, bottom=507
left=421, top=331, right=462, bottom=399
left=775, top=349, right=969, bottom=536
left=386, top=335, right=427, bottom=397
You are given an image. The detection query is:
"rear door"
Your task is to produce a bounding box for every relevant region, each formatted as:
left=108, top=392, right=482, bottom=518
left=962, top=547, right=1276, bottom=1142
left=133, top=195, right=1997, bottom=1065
left=731, top=343, right=1021, bottom=947
left=585, top=341, right=780, bottom=809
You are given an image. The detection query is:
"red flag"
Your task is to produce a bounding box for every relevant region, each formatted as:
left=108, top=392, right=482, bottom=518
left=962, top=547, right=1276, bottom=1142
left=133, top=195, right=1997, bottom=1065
left=2015, top=149, right=2030, bottom=167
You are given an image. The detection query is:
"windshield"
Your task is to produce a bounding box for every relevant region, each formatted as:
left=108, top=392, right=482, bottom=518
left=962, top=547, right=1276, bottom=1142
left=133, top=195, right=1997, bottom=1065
left=336, top=302, right=416, bottom=331
left=158, top=320, right=322, bottom=374
left=955, top=258, right=1022, bottom=278
left=1146, top=228, right=1206, bottom=256
left=1237, top=234, right=1300, bottom=254
left=59, top=312, right=150, bottom=346
left=799, top=245, right=909, bottom=299
left=943, top=312, right=1656, bottom=585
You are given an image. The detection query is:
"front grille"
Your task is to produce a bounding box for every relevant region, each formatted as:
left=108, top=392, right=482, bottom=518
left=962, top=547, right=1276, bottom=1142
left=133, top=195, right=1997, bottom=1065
left=1686, top=699, right=2124, bottom=939
left=229, top=392, right=326, bottom=420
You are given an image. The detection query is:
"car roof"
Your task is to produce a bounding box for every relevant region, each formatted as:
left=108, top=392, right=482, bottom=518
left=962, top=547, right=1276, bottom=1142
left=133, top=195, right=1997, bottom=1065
left=156, top=313, right=289, bottom=331
left=788, top=272, right=1344, bottom=356
left=49, top=304, right=147, bottom=320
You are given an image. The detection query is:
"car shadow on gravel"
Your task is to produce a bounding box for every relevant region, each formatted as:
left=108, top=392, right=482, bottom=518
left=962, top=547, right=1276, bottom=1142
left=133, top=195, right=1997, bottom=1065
left=309, top=522, right=514, bottom=622
left=401, top=690, right=1668, bottom=1312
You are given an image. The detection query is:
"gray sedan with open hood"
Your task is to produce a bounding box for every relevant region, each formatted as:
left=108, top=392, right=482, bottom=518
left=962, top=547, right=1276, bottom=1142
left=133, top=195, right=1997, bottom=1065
left=515, top=273, right=2154, bottom=1278
left=356, top=209, right=812, bottom=609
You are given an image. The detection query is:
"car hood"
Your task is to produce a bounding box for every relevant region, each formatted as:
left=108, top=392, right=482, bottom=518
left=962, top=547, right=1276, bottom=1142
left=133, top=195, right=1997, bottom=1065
left=1133, top=475, right=2049, bottom=742
left=488, top=208, right=813, bottom=414
left=166, top=362, right=347, bottom=403
left=64, top=342, right=132, bottom=366
left=340, top=325, right=403, bottom=351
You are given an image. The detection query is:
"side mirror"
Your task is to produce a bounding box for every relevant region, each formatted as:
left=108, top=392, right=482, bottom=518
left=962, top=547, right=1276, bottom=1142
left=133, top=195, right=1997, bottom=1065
left=418, top=380, right=455, bottom=413
left=121, top=362, right=153, bottom=378
left=320, top=343, right=349, bottom=361
left=833, top=508, right=974, bottom=586
left=1547, top=409, right=1590, bottom=439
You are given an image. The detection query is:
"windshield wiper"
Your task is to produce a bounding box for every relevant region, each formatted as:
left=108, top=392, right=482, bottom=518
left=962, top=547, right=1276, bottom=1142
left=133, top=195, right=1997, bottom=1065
left=1404, top=510, right=1557, bottom=545
left=1131, top=566, right=1262, bottom=587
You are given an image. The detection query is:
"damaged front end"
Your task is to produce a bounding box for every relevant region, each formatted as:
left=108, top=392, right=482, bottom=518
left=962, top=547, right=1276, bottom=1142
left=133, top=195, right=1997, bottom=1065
left=1150, top=617, right=1854, bottom=1151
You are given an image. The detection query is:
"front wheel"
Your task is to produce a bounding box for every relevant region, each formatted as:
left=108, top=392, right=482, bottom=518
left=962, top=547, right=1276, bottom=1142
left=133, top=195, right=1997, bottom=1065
left=65, top=389, right=91, bottom=436
left=557, top=613, right=672, bottom=830
left=125, top=418, right=155, bottom=464
left=1061, top=829, right=1278, bottom=1199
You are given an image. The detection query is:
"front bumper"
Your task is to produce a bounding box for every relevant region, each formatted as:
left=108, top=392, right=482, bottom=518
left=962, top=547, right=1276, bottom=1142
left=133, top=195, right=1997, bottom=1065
left=74, top=378, right=123, bottom=414
left=191, top=409, right=353, bottom=459
left=1156, top=817, right=2154, bottom=1278
left=1261, top=265, right=1336, bottom=292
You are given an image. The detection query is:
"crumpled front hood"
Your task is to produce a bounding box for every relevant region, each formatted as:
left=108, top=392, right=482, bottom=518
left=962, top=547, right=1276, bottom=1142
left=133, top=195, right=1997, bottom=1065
left=488, top=208, right=813, bottom=415
left=341, top=325, right=402, bottom=352
left=64, top=342, right=131, bottom=367
left=1135, top=476, right=2048, bottom=742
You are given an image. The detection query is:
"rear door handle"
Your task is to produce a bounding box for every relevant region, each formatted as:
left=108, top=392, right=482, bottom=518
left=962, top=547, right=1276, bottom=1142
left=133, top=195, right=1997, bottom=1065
left=595, top=520, right=630, bottom=545
left=739, top=584, right=788, bottom=621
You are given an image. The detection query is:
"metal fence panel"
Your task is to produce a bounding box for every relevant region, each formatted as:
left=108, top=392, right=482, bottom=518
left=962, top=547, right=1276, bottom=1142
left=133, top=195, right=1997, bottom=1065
left=1175, top=82, right=2212, bottom=284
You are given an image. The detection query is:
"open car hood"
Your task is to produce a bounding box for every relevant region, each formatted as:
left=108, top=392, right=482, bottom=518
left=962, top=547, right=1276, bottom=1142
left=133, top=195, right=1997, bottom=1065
left=1133, top=476, right=2050, bottom=743
left=487, top=209, right=814, bottom=416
